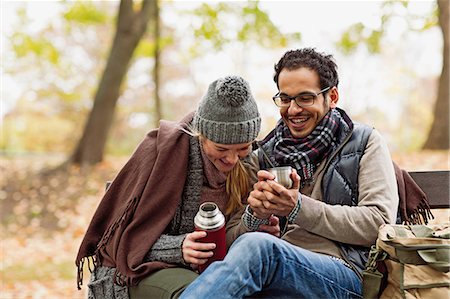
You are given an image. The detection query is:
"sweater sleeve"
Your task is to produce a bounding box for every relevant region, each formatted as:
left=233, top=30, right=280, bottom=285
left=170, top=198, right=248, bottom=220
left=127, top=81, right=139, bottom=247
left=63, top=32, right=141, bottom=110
left=294, top=129, right=399, bottom=246
left=144, top=233, right=187, bottom=266
left=225, top=207, right=251, bottom=248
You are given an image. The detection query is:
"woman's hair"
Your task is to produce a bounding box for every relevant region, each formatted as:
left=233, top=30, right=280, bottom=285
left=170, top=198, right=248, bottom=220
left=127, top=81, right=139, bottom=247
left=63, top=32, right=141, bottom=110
left=182, top=125, right=249, bottom=216
left=225, top=159, right=249, bottom=215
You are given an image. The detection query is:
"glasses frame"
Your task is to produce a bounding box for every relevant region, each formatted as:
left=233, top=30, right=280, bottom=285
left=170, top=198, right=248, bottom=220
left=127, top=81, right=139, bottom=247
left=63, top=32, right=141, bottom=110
left=272, top=86, right=331, bottom=108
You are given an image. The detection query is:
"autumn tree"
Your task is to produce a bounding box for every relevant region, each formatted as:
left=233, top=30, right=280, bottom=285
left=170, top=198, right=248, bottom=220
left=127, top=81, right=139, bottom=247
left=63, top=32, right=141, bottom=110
left=72, top=0, right=299, bottom=165
left=423, top=0, right=449, bottom=149
left=5, top=1, right=299, bottom=165
left=71, top=0, right=155, bottom=165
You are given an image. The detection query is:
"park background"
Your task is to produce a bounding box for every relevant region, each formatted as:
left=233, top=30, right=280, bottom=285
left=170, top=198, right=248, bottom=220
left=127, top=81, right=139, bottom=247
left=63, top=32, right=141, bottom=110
left=1, top=0, right=449, bottom=298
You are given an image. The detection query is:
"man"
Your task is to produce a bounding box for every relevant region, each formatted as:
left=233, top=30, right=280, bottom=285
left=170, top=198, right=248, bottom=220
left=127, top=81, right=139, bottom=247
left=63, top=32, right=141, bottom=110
left=180, top=48, right=399, bottom=299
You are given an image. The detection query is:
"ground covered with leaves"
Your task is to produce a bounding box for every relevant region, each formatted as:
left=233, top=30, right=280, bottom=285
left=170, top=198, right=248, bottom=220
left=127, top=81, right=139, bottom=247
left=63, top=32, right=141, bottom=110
left=1, top=155, right=127, bottom=298
left=1, top=151, right=449, bottom=298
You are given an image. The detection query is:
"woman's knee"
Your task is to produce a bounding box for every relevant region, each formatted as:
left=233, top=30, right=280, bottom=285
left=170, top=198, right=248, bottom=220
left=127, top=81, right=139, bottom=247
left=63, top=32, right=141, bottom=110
left=130, top=268, right=198, bottom=299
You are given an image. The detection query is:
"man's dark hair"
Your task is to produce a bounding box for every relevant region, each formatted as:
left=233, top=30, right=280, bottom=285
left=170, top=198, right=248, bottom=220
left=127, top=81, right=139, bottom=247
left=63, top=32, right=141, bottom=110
left=273, top=48, right=339, bottom=90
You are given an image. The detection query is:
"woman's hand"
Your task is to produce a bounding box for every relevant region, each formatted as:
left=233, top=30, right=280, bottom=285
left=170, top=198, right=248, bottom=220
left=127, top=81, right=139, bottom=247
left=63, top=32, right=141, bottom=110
left=182, top=231, right=216, bottom=267
left=258, top=215, right=281, bottom=237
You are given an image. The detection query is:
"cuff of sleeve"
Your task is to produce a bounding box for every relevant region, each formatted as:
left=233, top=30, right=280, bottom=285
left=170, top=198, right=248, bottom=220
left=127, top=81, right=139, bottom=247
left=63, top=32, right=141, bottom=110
left=242, top=205, right=270, bottom=231
left=179, top=235, right=189, bottom=266
left=287, top=193, right=302, bottom=223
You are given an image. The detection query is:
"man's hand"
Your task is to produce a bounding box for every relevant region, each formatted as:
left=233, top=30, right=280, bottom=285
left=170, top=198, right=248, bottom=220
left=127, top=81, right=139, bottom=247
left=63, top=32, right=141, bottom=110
left=248, top=168, right=301, bottom=217
left=248, top=178, right=274, bottom=219
left=182, top=231, right=215, bottom=267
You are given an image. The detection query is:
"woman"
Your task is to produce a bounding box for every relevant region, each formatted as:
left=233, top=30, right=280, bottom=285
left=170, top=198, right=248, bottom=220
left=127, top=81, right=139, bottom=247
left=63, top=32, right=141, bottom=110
left=76, top=75, right=276, bottom=299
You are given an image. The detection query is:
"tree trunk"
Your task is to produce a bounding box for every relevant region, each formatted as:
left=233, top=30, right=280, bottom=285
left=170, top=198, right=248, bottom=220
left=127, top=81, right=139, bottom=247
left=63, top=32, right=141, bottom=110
left=153, top=0, right=162, bottom=126
left=423, top=0, right=449, bottom=150
left=71, top=0, right=154, bottom=165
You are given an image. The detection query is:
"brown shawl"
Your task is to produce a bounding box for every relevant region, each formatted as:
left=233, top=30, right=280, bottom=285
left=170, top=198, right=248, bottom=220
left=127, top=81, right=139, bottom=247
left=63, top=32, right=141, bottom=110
left=394, top=162, right=434, bottom=225
left=76, top=113, right=193, bottom=289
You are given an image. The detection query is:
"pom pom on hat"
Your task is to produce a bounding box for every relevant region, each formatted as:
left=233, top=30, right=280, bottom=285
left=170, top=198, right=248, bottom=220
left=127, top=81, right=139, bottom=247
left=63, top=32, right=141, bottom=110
left=216, top=76, right=251, bottom=107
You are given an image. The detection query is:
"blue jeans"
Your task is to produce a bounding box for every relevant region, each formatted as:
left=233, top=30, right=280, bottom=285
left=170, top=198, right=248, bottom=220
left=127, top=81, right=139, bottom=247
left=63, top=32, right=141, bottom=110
left=180, top=232, right=362, bottom=299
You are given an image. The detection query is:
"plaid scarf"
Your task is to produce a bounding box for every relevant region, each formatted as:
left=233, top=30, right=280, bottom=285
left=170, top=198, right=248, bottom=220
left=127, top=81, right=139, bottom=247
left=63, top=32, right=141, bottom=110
left=262, top=108, right=352, bottom=189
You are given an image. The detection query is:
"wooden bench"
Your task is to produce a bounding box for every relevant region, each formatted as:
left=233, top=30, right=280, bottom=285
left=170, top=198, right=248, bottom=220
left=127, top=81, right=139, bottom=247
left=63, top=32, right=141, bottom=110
left=409, top=170, right=450, bottom=209
left=104, top=170, right=448, bottom=224
left=106, top=170, right=449, bottom=209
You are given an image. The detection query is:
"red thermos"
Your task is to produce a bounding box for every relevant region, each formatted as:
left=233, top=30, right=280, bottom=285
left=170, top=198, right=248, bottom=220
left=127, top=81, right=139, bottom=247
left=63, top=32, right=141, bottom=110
left=194, top=202, right=226, bottom=273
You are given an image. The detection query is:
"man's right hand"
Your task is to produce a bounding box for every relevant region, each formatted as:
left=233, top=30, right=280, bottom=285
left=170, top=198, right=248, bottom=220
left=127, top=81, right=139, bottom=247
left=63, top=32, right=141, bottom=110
left=248, top=169, right=300, bottom=218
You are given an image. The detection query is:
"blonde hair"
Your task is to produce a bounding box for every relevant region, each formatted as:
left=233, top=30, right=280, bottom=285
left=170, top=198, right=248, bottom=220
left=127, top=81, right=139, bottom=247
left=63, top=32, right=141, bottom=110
left=183, top=126, right=251, bottom=216
left=225, top=159, right=250, bottom=215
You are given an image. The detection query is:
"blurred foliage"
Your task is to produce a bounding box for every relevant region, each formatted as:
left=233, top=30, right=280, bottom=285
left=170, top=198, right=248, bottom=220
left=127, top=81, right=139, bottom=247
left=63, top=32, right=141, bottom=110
left=337, top=0, right=439, bottom=54
left=63, top=1, right=108, bottom=24
left=3, top=1, right=438, bottom=156
left=11, top=32, right=60, bottom=64
left=134, top=35, right=175, bottom=58
left=3, top=0, right=300, bottom=156
left=188, top=1, right=300, bottom=56
left=1, top=113, right=75, bottom=153
left=3, top=1, right=116, bottom=155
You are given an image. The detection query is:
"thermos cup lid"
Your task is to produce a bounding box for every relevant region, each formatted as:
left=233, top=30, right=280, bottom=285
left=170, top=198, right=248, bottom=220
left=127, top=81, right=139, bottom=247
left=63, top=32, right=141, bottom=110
left=194, top=202, right=225, bottom=230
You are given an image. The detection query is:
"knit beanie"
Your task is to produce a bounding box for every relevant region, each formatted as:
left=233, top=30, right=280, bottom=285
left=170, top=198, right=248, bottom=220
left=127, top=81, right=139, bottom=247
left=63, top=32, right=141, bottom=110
left=193, top=75, right=261, bottom=144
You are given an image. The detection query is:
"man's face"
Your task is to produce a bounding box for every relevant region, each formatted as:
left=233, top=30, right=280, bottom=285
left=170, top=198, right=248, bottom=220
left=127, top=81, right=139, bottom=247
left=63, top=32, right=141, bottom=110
left=277, top=67, right=338, bottom=139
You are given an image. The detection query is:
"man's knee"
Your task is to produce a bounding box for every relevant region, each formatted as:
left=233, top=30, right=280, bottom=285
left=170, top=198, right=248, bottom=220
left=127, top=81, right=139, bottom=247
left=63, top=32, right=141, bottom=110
left=231, top=232, right=280, bottom=257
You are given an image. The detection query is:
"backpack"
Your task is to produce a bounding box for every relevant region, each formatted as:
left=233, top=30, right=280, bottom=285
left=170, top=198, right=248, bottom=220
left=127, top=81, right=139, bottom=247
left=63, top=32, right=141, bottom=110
left=363, top=224, right=450, bottom=299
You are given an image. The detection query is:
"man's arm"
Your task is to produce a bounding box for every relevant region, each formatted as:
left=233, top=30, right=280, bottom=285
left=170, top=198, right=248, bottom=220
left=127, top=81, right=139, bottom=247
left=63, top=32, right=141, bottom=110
left=293, top=129, right=399, bottom=246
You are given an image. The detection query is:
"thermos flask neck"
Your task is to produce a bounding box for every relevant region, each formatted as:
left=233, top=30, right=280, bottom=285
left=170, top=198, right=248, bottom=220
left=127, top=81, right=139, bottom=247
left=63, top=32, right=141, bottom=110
left=194, top=202, right=225, bottom=231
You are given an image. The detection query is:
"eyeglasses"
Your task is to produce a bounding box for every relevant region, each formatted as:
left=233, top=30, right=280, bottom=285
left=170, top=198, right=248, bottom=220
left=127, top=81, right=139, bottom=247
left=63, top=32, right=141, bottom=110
left=272, top=86, right=331, bottom=108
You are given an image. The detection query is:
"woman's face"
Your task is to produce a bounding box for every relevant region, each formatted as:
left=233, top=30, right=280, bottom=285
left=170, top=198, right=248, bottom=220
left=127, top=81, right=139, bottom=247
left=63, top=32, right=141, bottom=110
left=201, top=138, right=253, bottom=173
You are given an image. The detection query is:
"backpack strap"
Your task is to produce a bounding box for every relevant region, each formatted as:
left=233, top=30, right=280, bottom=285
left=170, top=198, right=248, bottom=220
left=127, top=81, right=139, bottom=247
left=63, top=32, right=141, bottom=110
left=363, top=245, right=388, bottom=299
